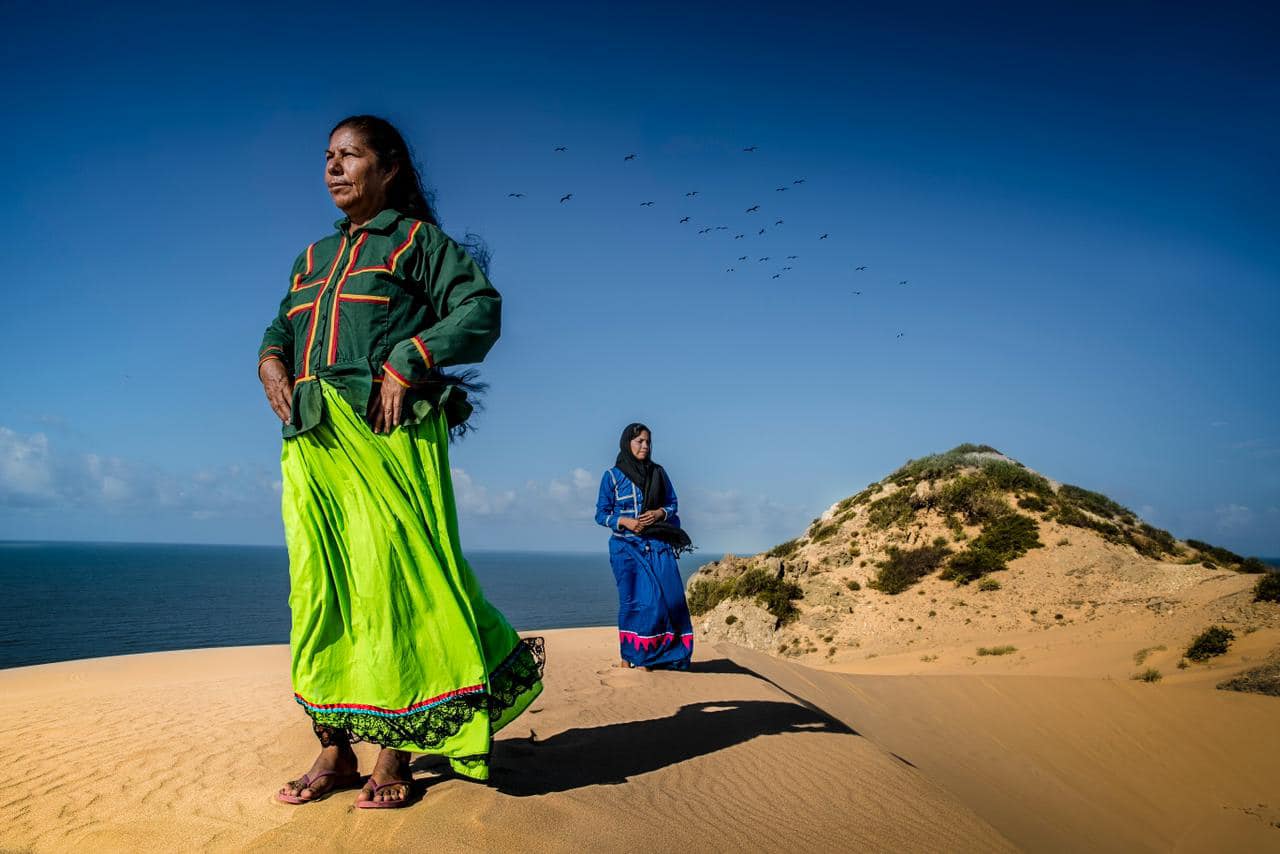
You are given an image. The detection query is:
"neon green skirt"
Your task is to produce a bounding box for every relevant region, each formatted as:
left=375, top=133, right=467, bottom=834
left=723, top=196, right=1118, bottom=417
left=280, top=379, right=543, bottom=781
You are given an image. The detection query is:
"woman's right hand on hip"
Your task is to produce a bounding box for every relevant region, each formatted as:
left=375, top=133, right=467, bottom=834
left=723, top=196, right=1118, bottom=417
left=259, top=358, right=293, bottom=423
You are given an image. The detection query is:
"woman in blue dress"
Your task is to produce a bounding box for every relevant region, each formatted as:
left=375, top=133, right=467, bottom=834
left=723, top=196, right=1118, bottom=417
left=595, top=423, right=695, bottom=670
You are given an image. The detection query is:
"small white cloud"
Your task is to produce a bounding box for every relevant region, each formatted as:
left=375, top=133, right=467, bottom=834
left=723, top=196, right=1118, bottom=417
left=1229, top=438, right=1280, bottom=459
left=1214, top=504, right=1254, bottom=532
left=0, top=425, right=279, bottom=519
left=450, top=467, right=516, bottom=516
left=0, top=427, right=57, bottom=505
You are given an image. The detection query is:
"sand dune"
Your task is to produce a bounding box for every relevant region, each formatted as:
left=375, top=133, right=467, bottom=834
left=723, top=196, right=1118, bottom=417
left=725, top=643, right=1280, bottom=853
left=0, top=629, right=1013, bottom=853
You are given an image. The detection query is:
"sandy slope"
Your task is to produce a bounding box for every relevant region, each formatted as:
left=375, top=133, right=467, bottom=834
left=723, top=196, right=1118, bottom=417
left=0, top=629, right=1012, bottom=853
left=724, top=642, right=1280, bottom=853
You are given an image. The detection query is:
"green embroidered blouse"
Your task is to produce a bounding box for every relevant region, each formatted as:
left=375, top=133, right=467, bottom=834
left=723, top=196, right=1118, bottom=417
left=257, top=209, right=501, bottom=438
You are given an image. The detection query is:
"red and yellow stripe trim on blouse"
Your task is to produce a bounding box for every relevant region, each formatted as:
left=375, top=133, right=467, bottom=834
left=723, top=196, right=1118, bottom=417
left=285, top=302, right=314, bottom=319
left=382, top=362, right=412, bottom=388
left=292, top=241, right=343, bottom=292
left=298, top=236, right=349, bottom=379
left=337, top=293, right=390, bottom=305
left=325, top=233, right=369, bottom=366
left=410, top=336, right=434, bottom=369
left=257, top=347, right=285, bottom=371
left=349, top=220, right=422, bottom=278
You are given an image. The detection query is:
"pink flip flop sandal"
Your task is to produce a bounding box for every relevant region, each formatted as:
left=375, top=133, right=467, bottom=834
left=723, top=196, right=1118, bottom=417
left=276, top=770, right=362, bottom=804
left=355, top=779, right=415, bottom=809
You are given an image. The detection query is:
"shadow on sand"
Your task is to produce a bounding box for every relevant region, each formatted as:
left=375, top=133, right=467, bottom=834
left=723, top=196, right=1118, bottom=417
left=492, top=700, right=852, bottom=796
left=409, top=659, right=857, bottom=796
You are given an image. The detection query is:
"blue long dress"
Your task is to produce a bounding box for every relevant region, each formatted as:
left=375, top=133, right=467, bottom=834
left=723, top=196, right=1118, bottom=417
left=595, top=467, right=694, bottom=669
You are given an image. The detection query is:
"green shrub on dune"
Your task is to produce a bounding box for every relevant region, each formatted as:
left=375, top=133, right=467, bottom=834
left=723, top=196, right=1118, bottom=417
left=976, top=645, right=1017, bottom=656
left=1254, top=572, right=1280, bottom=603
left=942, top=512, right=1042, bottom=585
left=809, top=521, right=841, bottom=543
left=981, top=460, right=1053, bottom=497
left=733, top=568, right=804, bottom=626
left=686, top=577, right=734, bottom=616
left=1185, top=539, right=1244, bottom=566
left=1239, top=557, right=1270, bottom=574
left=1057, top=484, right=1133, bottom=521
left=886, top=444, right=1002, bottom=486
left=686, top=567, right=803, bottom=627
left=942, top=547, right=1006, bottom=584
left=974, top=512, right=1043, bottom=559
left=868, top=544, right=953, bottom=595
left=1054, top=503, right=1122, bottom=539
left=766, top=538, right=801, bottom=559
left=1185, top=626, right=1234, bottom=662
left=938, top=475, right=1008, bottom=524
left=867, top=489, right=916, bottom=529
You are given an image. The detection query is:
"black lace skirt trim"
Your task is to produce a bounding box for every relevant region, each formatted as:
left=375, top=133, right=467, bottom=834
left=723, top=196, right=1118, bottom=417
left=301, top=636, right=546, bottom=750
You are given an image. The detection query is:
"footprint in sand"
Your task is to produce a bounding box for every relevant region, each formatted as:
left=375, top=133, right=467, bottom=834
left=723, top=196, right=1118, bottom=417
left=596, top=669, right=644, bottom=688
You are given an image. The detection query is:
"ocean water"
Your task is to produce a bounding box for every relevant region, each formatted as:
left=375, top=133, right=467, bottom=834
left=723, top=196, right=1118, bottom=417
left=0, top=541, right=721, bottom=670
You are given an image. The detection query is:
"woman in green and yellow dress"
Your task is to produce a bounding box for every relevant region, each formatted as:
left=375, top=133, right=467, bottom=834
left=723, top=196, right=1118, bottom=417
left=259, top=115, right=544, bottom=809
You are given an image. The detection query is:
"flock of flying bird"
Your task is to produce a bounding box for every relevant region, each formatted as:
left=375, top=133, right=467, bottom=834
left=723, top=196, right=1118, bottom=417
left=505, top=145, right=913, bottom=338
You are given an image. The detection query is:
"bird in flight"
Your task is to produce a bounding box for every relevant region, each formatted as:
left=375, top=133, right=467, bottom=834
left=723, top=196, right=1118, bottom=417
left=746, top=205, right=760, bottom=213
left=782, top=266, right=793, bottom=271
left=554, top=146, right=567, bottom=152
left=624, top=153, right=637, bottom=160
left=640, top=201, right=655, bottom=206
left=758, top=256, right=770, bottom=262
left=738, top=255, right=748, bottom=260
left=686, top=191, right=699, bottom=197
left=772, top=274, right=781, bottom=279
left=758, top=228, right=766, bottom=235
left=560, top=193, right=573, bottom=203
left=680, top=216, right=690, bottom=223
left=793, top=178, right=806, bottom=184
left=507, top=193, right=525, bottom=198
left=819, top=233, right=829, bottom=240
left=698, top=227, right=712, bottom=234
left=853, top=290, right=862, bottom=295
left=896, top=332, right=904, bottom=338
left=726, top=267, right=735, bottom=272
left=899, top=280, right=909, bottom=285
left=786, top=255, right=799, bottom=260
left=855, top=265, right=867, bottom=271
left=715, top=226, right=728, bottom=230
left=734, top=234, right=744, bottom=239
left=743, top=145, right=758, bottom=152
left=775, top=187, right=788, bottom=192
left=775, top=219, right=784, bottom=225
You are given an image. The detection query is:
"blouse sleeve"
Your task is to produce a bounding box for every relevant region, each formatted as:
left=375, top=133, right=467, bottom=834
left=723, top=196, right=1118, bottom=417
left=383, top=229, right=502, bottom=387
left=595, top=470, right=622, bottom=532
left=257, top=251, right=305, bottom=376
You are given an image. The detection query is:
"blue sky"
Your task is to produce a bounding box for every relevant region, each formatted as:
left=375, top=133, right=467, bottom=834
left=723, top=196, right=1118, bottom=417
left=2, top=1, right=1277, bottom=555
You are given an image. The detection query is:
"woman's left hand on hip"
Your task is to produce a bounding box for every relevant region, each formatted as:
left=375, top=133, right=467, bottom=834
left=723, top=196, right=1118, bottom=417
left=369, top=378, right=407, bottom=434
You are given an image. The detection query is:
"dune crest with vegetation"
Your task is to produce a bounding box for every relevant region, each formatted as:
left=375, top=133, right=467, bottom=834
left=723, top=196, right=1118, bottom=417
left=688, top=444, right=1279, bottom=687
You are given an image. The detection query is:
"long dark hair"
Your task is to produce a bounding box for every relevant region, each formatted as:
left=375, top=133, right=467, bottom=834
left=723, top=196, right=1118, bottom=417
left=330, top=114, right=490, bottom=275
